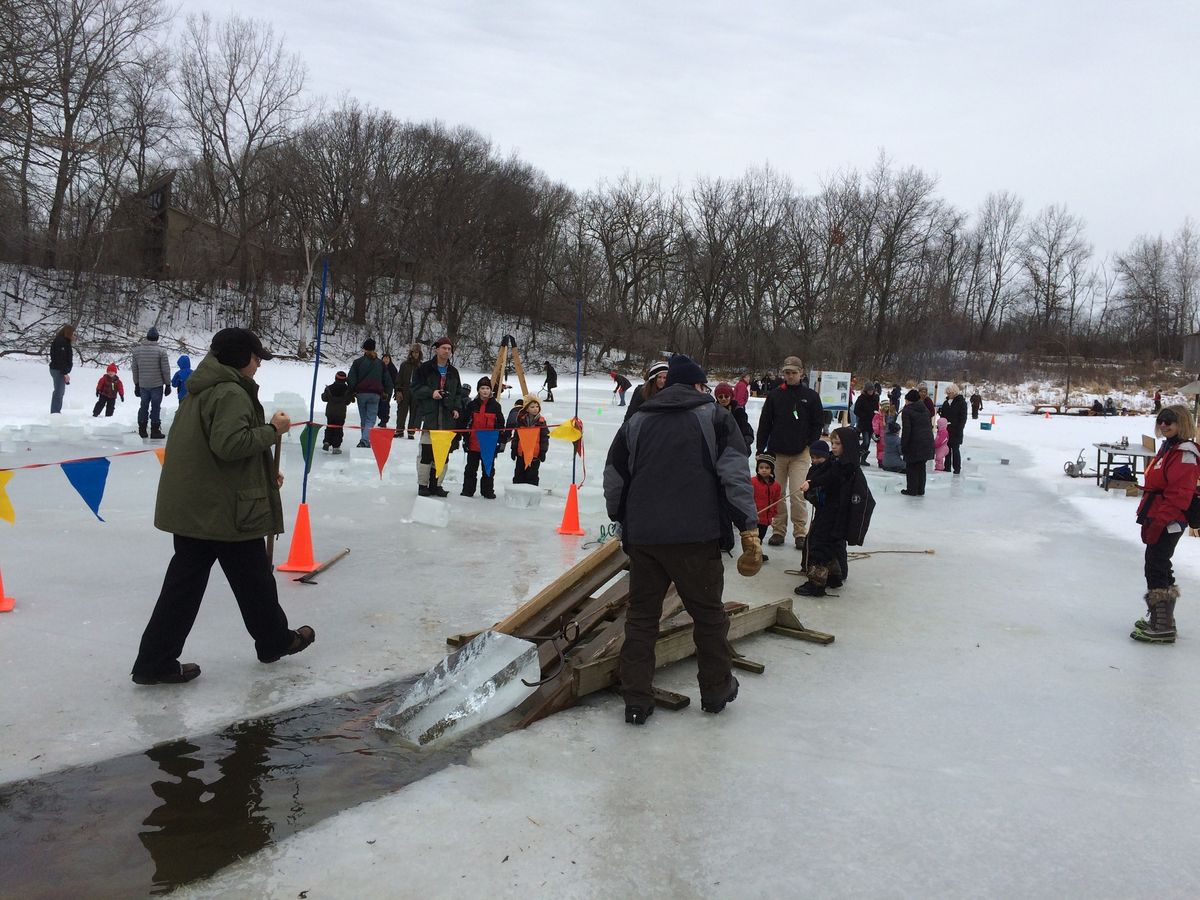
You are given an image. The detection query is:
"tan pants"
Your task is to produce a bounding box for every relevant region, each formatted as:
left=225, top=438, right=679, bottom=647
left=771, top=450, right=811, bottom=538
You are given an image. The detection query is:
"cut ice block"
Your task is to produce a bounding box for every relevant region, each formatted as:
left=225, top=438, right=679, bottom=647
left=375, top=631, right=539, bottom=749
left=504, top=483, right=542, bottom=509
left=411, top=495, right=450, bottom=527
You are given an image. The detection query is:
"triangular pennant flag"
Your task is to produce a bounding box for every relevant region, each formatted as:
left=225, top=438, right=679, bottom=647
left=0, top=470, right=14, bottom=524
left=369, top=427, right=393, bottom=477
left=549, top=420, right=581, bottom=442
left=477, top=430, right=499, bottom=476
left=300, top=423, right=322, bottom=470
left=61, top=458, right=110, bottom=522
left=153, top=448, right=166, bottom=466
left=517, top=427, right=540, bottom=467
left=430, top=430, right=455, bottom=477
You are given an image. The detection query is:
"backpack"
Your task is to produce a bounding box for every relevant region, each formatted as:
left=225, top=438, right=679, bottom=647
left=1187, top=493, right=1200, bottom=529
left=845, top=467, right=876, bottom=546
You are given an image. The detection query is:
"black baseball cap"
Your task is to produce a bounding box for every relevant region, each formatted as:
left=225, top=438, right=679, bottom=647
left=211, top=328, right=274, bottom=367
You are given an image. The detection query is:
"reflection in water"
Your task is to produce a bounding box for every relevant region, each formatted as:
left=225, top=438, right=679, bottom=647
left=0, top=680, right=518, bottom=897
left=139, top=722, right=282, bottom=892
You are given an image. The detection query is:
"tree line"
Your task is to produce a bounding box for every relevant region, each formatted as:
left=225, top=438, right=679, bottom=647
left=3, top=2, right=1197, bottom=371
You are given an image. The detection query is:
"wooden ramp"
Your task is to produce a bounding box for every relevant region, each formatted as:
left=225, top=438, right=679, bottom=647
left=445, top=541, right=834, bottom=727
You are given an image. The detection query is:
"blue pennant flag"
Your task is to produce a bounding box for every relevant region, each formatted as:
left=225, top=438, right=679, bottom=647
left=61, top=458, right=110, bottom=522
left=477, top=430, right=500, bottom=476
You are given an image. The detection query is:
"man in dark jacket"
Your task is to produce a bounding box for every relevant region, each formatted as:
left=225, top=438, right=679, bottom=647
left=542, top=361, right=557, bottom=402
left=395, top=343, right=422, bottom=438
left=853, top=383, right=879, bottom=465
left=410, top=336, right=463, bottom=496
left=943, top=383, right=969, bottom=474
left=756, top=356, right=825, bottom=549
left=900, top=389, right=935, bottom=496
left=131, top=328, right=314, bottom=685
left=49, top=324, right=74, bottom=413
left=604, top=354, right=760, bottom=725
left=347, top=339, right=393, bottom=448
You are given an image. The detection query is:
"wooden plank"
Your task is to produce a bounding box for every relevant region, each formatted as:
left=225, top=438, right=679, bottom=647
left=652, top=687, right=691, bottom=710
left=768, top=624, right=835, bottom=645
left=517, top=557, right=628, bottom=640
left=573, top=599, right=792, bottom=698
left=493, top=540, right=625, bottom=635
left=445, top=630, right=482, bottom=648
left=731, top=656, right=766, bottom=674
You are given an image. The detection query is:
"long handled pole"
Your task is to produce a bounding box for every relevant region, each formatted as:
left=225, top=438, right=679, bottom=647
left=267, top=432, right=282, bottom=564
left=301, top=258, right=329, bottom=506
left=572, top=296, right=581, bottom=485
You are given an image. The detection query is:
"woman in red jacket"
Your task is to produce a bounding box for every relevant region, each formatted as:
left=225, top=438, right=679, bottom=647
left=1132, top=404, right=1199, bottom=643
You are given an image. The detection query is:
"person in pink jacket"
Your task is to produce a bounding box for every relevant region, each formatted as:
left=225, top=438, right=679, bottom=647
left=872, top=402, right=890, bottom=466
left=934, top=416, right=949, bottom=471
left=733, top=373, right=751, bottom=407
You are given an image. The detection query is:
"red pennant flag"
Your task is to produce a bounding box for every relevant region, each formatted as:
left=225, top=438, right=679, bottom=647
left=369, top=427, right=393, bottom=477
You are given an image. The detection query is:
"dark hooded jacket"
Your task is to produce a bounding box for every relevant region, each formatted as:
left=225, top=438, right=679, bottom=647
left=756, top=380, right=824, bottom=455
left=901, top=399, right=935, bottom=463
left=805, top=427, right=874, bottom=547
left=945, top=394, right=968, bottom=446
left=604, top=384, right=756, bottom=548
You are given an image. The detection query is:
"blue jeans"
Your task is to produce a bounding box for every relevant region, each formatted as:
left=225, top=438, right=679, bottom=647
left=356, top=394, right=380, bottom=445
left=138, top=385, right=164, bottom=427
left=50, top=369, right=67, bottom=413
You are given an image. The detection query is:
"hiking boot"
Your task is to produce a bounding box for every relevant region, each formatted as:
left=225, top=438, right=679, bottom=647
left=481, top=491, right=497, bottom=500
left=460, top=489, right=475, bottom=497
left=795, top=536, right=805, bottom=550
left=356, top=440, right=370, bottom=448
left=150, top=427, right=165, bottom=440
left=701, top=676, right=739, bottom=714
left=132, top=662, right=201, bottom=685
left=1131, top=588, right=1176, bottom=643
left=625, top=704, right=654, bottom=725
left=394, top=430, right=404, bottom=438
left=418, top=485, right=432, bottom=497
left=138, top=424, right=148, bottom=438
left=767, top=534, right=784, bottom=547
left=794, top=581, right=826, bottom=597
left=322, top=442, right=330, bottom=452
left=430, top=486, right=450, bottom=498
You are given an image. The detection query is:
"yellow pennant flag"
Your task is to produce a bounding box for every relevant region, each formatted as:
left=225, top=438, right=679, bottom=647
left=517, top=427, right=540, bottom=467
left=549, top=420, right=582, bottom=443
left=154, top=448, right=166, bottom=466
left=430, top=430, right=456, bottom=477
left=0, top=470, right=13, bottom=524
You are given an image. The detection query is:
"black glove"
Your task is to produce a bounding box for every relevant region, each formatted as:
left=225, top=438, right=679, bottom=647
left=133, top=385, right=141, bottom=398
left=538, top=453, right=546, bottom=462
left=164, top=384, right=171, bottom=396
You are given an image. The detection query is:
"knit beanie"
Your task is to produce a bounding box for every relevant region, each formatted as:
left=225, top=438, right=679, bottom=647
left=905, top=389, right=920, bottom=402
left=106, top=363, right=118, bottom=374
left=147, top=326, right=159, bottom=341
left=755, top=452, right=776, bottom=472
left=646, top=361, right=669, bottom=379
left=714, top=382, right=735, bottom=400
left=362, top=338, right=376, bottom=352
left=809, top=440, right=830, bottom=459
left=477, top=376, right=492, bottom=391
left=335, top=371, right=347, bottom=381
left=665, top=354, right=706, bottom=388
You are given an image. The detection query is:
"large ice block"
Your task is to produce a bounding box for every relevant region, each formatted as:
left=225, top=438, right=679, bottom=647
left=411, top=496, right=450, bottom=527
left=504, top=483, right=542, bottom=509
left=374, top=631, right=539, bottom=749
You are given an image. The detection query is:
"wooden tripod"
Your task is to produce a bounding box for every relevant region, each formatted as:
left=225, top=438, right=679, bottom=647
left=489, top=336, right=531, bottom=399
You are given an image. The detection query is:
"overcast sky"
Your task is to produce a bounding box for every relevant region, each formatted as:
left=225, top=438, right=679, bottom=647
left=178, top=0, right=1198, bottom=260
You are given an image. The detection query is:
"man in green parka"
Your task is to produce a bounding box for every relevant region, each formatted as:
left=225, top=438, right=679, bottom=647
left=131, top=328, right=315, bottom=685
left=410, top=336, right=463, bottom=496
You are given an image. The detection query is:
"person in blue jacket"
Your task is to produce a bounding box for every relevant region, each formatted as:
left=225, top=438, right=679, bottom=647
left=171, top=355, right=193, bottom=401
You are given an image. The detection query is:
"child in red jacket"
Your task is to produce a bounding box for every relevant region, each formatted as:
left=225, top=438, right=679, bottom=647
left=93, top=364, right=125, bottom=417
left=752, top=453, right=782, bottom=562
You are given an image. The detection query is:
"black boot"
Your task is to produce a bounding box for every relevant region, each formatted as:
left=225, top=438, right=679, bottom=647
left=150, top=426, right=165, bottom=440
left=625, top=704, right=654, bottom=725
left=139, top=423, right=148, bottom=438
left=701, top=676, right=739, bottom=714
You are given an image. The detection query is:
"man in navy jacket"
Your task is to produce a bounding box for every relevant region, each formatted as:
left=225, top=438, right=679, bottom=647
left=756, top=356, right=824, bottom=549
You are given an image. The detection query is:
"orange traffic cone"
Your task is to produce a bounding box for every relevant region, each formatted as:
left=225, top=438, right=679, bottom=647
left=1044, top=411, right=1051, bottom=419
left=557, top=483, right=586, bottom=536
left=0, top=565, right=14, bottom=612
left=990, top=414, right=996, bottom=426
left=276, top=502, right=318, bottom=572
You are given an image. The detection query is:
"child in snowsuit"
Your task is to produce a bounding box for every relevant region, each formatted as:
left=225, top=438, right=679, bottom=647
left=882, top=420, right=905, bottom=472
left=93, top=364, right=125, bottom=417
left=872, top=403, right=889, bottom=467
left=170, top=355, right=192, bottom=402
left=796, top=430, right=860, bottom=596
left=934, top=416, right=950, bottom=471
left=511, top=396, right=549, bottom=484
left=752, top=453, right=782, bottom=563
left=461, top=377, right=505, bottom=499
left=321, top=371, right=354, bottom=453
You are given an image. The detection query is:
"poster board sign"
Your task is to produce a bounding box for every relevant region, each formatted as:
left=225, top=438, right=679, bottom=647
left=815, top=371, right=851, bottom=409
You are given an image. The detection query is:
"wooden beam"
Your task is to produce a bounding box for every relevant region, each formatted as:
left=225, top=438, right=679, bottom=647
left=731, top=655, right=766, bottom=674
left=493, top=541, right=625, bottom=635
left=572, top=599, right=793, bottom=698
left=652, top=687, right=691, bottom=710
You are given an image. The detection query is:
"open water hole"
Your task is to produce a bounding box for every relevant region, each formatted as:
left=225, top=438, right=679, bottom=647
left=0, top=677, right=521, bottom=897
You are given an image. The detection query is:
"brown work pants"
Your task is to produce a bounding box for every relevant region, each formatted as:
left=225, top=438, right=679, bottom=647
left=770, top=450, right=811, bottom=539
left=620, top=542, right=732, bottom=710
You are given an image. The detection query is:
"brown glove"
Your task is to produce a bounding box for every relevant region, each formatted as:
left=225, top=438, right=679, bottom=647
left=736, top=530, right=762, bottom=577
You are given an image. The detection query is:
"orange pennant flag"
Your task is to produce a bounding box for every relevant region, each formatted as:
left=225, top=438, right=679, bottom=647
left=154, top=448, right=166, bottom=466
left=369, top=427, right=393, bottom=477
left=430, top=430, right=455, bottom=477
left=0, top=470, right=14, bottom=524
left=517, top=427, right=540, bottom=467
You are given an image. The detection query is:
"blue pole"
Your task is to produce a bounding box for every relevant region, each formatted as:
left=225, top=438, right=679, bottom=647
left=301, top=258, right=329, bottom=505
left=572, top=296, right=581, bottom=484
